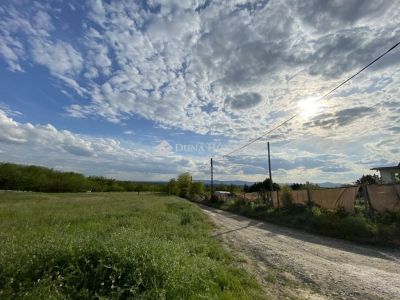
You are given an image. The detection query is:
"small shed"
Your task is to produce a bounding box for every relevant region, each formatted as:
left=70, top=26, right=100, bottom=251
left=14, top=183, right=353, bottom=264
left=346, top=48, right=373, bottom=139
left=214, top=191, right=231, bottom=201
left=371, top=163, right=400, bottom=184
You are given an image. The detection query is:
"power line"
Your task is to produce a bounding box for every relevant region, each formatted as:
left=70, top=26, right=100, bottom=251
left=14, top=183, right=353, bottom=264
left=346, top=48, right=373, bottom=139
left=221, top=40, right=400, bottom=158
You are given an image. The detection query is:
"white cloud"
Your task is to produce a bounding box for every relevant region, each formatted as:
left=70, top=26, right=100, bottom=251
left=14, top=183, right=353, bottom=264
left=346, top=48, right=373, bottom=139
left=31, top=40, right=83, bottom=76
left=0, top=109, right=206, bottom=180
left=2, top=112, right=380, bottom=181
left=53, top=0, right=399, bottom=141
left=0, top=0, right=399, bottom=182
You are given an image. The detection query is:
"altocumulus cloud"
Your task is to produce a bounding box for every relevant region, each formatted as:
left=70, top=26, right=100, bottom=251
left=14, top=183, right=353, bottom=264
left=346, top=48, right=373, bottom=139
left=0, top=0, right=399, bottom=182
left=226, top=93, right=263, bottom=111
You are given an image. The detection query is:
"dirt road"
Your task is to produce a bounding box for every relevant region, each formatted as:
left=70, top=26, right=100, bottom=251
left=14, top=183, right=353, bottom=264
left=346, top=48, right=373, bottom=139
left=200, top=205, right=400, bottom=300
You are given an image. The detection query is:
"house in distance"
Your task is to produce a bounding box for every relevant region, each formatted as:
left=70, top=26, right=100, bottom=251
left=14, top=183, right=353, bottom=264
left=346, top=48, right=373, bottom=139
left=371, top=163, right=400, bottom=184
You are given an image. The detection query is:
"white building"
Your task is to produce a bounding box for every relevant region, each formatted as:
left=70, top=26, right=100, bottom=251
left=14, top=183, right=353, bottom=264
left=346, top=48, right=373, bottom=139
left=371, top=163, right=400, bottom=184
left=214, top=191, right=231, bottom=201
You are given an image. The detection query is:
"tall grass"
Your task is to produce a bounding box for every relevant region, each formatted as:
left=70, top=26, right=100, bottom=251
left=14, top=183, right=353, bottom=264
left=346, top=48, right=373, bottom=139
left=0, top=192, right=262, bottom=299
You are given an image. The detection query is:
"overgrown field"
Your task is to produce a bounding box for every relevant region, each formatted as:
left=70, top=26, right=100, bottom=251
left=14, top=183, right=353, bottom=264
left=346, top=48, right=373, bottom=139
left=205, top=198, right=400, bottom=247
left=0, top=192, right=262, bottom=299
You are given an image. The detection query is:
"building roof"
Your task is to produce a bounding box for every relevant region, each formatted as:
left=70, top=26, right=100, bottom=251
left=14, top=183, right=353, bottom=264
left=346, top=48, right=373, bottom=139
left=215, top=191, right=231, bottom=194
left=371, top=162, right=400, bottom=171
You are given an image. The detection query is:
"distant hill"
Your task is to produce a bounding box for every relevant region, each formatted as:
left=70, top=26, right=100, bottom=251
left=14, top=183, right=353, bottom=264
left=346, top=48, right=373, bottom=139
left=198, top=180, right=344, bottom=188
left=317, top=182, right=344, bottom=188
left=198, top=180, right=255, bottom=186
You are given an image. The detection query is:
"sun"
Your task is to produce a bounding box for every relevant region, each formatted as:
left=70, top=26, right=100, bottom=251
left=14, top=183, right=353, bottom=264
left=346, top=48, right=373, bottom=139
left=297, top=96, right=320, bottom=119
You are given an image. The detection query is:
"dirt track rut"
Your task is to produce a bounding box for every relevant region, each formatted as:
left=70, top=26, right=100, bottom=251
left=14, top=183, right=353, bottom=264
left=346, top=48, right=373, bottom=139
left=200, top=205, right=400, bottom=300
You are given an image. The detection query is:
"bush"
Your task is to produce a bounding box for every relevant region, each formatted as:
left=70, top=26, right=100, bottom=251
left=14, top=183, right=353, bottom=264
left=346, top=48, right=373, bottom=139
left=280, top=185, right=293, bottom=208
left=177, top=173, right=191, bottom=198
left=341, top=215, right=372, bottom=239
left=190, top=182, right=205, bottom=198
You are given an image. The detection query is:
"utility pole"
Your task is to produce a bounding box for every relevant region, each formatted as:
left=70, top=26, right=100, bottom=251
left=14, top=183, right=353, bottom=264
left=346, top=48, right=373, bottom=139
left=210, top=158, right=214, bottom=200
left=268, top=142, right=273, bottom=204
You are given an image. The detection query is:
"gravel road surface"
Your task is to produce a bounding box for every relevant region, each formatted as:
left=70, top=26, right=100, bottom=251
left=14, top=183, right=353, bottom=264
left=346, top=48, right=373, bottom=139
left=201, top=205, right=400, bottom=300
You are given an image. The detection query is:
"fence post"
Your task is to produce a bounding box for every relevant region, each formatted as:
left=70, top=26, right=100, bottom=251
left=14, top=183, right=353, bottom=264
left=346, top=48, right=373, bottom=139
left=268, top=190, right=271, bottom=206
left=277, top=190, right=280, bottom=209
left=307, top=188, right=312, bottom=209
left=362, top=184, right=372, bottom=216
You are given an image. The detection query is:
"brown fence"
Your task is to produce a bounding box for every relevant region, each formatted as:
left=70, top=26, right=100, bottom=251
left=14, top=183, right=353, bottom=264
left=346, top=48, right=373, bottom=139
left=240, top=192, right=260, bottom=201
left=309, top=187, right=358, bottom=214
left=271, top=190, right=309, bottom=207
left=240, top=184, right=400, bottom=214
left=271, top=186, right=359, bottom=213
left=367, top=184, right=400, bottom=213
left=291, top=190, right=309, bottom=206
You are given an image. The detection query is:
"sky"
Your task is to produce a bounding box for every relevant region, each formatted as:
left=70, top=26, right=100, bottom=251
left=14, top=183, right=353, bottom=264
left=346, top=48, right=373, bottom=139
left=0, top=0, right=399, bottom=183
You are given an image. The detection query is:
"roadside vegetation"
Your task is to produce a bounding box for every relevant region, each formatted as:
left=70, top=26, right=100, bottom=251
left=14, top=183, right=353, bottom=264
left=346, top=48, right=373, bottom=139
left=204, top=196, right=400, bottom=247
left=169, top=173, right=400, bottom=247
left=0, top=192, right=262, bottom=299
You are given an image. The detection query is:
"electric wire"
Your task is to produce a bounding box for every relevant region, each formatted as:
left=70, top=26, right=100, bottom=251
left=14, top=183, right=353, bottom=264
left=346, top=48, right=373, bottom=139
left=221, top=40, right=400, bottom=158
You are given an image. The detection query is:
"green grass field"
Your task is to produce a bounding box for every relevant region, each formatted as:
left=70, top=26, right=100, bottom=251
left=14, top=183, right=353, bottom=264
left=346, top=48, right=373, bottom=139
left=0, top=192, right=262, bottom=299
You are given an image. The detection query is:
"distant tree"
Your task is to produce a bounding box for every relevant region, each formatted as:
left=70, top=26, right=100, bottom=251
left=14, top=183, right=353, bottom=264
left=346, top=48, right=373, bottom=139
left=215, top=183, right=228, bottom=191
left=355, top=174, right=379, bottom=185
left=304, top=181, right=320, bottom=189
left=263, top=178, right=281, bottom=191
left=245, top=178, right=280, bottom=193
left=290, top=183, right=302, bottom=190
left=280, top=185, right=293, bottom=207
left=108, top=182, right=124, bottom=192
left=0, top=162, right=166, bottom=193
left=228, top=184, right=235, bottom=195
left=190, top=182, right=204, bottom=197
left=290, top=182, right=319, bottom=190
left=177, top=173, right=191, bottom=198
left=120, top=181, right=136, bottom=192
left=135, top=184, right=144, bottom=195
left=168, top=179, right=180, bottom=195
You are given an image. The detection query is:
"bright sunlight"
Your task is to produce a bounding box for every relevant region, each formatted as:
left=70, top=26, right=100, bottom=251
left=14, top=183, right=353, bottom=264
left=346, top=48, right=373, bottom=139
left=298, top=96, right=321, bottom=119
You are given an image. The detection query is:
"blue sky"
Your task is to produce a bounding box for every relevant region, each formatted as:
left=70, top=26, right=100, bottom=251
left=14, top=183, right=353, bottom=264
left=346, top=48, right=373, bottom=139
left=0, top=0, right=399, bottom=183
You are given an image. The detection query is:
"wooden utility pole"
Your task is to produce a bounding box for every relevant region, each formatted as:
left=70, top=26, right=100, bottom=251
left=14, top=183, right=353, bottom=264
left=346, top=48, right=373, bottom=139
left=268, top=142, right=273, bottom=204
left=210, top=158, right=214, bottom=200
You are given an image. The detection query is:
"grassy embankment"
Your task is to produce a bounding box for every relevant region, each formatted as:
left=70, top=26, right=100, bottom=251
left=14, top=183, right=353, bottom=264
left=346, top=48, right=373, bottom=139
left=205, top=198, right=400, bottom=247
left=0, top=192, right=262, bottom=299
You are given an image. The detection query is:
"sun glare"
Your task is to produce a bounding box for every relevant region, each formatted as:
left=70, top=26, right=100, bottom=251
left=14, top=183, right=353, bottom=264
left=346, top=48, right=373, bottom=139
left=298, top=97, right=320, bottom=119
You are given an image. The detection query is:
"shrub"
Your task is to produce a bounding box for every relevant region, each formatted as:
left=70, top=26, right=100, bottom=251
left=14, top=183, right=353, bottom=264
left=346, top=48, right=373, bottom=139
left=280, top=185, right=293, bottom=208
left=177, top=173, right=191, bottom=198
left=311, top=206, right=322, bottom=217
left=341, top=215, right=372, bottom=239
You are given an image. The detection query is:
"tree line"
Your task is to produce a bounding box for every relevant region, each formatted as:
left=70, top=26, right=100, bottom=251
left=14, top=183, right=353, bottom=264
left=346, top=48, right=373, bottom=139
left=244, top=178, right=281, bottom=193
left=0, top=163, right=166, bottom=193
